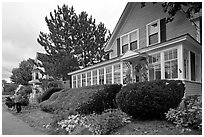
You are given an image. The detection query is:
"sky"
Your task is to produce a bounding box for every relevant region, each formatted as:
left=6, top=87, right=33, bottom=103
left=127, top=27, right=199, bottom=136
left=2, top=0, right=128, bottom=82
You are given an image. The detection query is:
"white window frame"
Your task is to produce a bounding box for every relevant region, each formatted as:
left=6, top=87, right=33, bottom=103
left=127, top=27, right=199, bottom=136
left=148, top=52, right=161, bottom=81
left=113, top=63, right=121, bottom=84
left=146, top=19, right=161, bottom=46
left=99, top=68, right=105, bottom=85
left=82, top=73, right=86, bottom=87
left=72, top=75, right=77, bottom=88
left=106, top=65, right=113, bottom=84
left=87, top=71, right=91, bottom=86
left=120, top=29, right=139, bottom=54
left=164, top=48, right=178, bottom=79
left=92, top=69, right=98, bottom=85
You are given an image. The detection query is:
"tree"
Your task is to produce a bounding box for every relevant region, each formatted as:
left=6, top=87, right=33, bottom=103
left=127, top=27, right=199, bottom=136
left=10, top=58, right=35, bottom=85
left=141, top=2, right=202, bottom=23
left=37, top=4, right=111, bottom=78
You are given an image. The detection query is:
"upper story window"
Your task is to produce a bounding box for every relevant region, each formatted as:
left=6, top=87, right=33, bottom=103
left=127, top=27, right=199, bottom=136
left=147, top=19, right=160, bottom=46
left=121, top=29, right=139, bottom=54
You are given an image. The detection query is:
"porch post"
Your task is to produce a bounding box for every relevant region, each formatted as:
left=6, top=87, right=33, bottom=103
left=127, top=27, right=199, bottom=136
left=120, top=62, right=123, bottom=84
left=161, top=52, right=165, bottom=79
left=178, top=45, right=184, bottom=79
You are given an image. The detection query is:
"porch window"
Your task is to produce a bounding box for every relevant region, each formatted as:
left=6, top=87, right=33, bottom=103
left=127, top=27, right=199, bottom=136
left=99, top=68, right=104, bottom=85
left=106, top=66, right=112, bottom=84
left=73, top=75, right=76, bottom=88
left=92, top=70, right=97, bottom=85
left=164, top=49, right=178, bottom=79
left=77, top=74, right=81, bottom=87
left=147, top=20, right=160, bottom=46
left=114, top=64, right=121, bottom=84
left=82, top=73, right=86, bottom=87
left=148, top=53, right=161, bottom=80
left=87, top=72, right=91, bottom=86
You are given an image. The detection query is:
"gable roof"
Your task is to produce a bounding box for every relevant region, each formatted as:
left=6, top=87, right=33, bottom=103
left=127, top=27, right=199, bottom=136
left=104, top=2, right=137, bottom=52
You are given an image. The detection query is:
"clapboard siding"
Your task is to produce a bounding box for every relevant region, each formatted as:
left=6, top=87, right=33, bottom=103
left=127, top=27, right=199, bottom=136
left=110, top=3, right=197, bottom=59
left=183, top=80, right=202, bottom=96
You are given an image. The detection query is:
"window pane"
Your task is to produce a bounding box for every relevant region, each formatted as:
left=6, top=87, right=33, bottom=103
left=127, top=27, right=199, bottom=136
left=99, top=68, right=104, bottom=85
left=87, top=72, right=91, bottom=86
left=149, top=66, right=154, bottom=81
left=149, top=33, right=158, bottom=45
left=122, top=35, right=128, bottom=45
left=165, top=62, right=171, bottom=79
left=106, top=66, right=112, bottom=84
left=114, top=64, right=121, bottom=84
left=130, top=41, right=137, bottom=50
left=155, top=64, right=161, bottom=80
left=92, top=70, right=97, bottom=85
left=172, top=60, right=178, bottom=78
left=82, top=73, right=86, bottom=87
left=130, top=31, right=137, bottom=42
left=77, top=75, right=81, bottom=87
left=122, top=44, right=128, bottom=53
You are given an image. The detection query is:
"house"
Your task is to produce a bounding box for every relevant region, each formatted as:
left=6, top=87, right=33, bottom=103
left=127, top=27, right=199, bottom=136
left=68, top=2, right=202, bottom=96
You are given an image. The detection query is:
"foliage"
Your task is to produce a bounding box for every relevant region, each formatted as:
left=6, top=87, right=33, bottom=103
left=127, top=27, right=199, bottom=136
left=166, top=95, right=202, bottom=131
left=38, top=87, right=62, bottom=103
left=2, top=83, right=18, bottom=95
left=141, top=2, right=202, bottom=23
left=37, top=4, right=111, bottom=79
left=17, top=86, right=32, bottom=106
left=56, top=109, right=131, bottom=135
left=10, top=58, right=35, bottom=85
left=116, top=80, right=185, bottom=119
left=40, top=84, right=122, bottom=114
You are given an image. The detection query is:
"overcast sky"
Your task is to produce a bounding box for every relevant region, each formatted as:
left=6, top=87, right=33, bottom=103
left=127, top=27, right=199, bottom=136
left=2, top=0, right=127, bottom=82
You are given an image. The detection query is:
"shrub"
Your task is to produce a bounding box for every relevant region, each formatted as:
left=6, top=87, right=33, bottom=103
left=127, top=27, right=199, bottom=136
left=166, top=95, right=202, bottom=131
left=116, top=80, right=185, bottom=119
left=56, top=109, right=131, bottom=135
left=3, top=83, right=18, bottom=95
left=40, top=84, right=122, bottom=115
left=38, top=87, right=62, bottom=102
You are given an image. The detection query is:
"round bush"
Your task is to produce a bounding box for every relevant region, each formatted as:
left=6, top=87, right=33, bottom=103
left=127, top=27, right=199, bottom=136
left=116, top=80, right=185, bottom=119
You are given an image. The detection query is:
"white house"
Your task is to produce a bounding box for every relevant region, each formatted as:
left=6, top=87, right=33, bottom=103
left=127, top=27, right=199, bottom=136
left=68, top=2, right=202, bottom=96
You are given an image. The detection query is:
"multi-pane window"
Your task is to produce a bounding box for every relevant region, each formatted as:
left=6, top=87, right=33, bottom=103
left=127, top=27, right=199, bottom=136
left=106, top=66, right=112, bottom=84
left=164, top=49, right=178, bottom=79
left=147, top=20, right=160, bottom=45
left=114, top=64, right=121, bottom=84
left=77, top=74, right=81, bottom=88
left=73, top=75, right=76, bottom=88
left=121, top=29, right=139, bottom=54
left=87, top=72, right=91, bottom=86
left=121, top=35, right=128, bottom=54
left=149, top=53, right=161, bottom=80
left=82, top=73, right=86, bottom=87
left=92, top=70, right=97, bottom=85
left=99, top=68, right=104, bottom=85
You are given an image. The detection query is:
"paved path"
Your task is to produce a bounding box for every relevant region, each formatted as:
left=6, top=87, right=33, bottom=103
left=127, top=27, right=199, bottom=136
left=2, top=106, right=46, bottom=135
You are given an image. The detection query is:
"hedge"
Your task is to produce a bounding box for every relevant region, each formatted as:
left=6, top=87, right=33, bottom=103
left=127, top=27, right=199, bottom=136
left=116, top=80, right=185, bottom=119
left=40, top=84, right=122, bottom=115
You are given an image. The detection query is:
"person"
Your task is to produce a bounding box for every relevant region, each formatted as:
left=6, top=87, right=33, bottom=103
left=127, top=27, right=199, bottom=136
left=14, top=92, right=22, bottom=113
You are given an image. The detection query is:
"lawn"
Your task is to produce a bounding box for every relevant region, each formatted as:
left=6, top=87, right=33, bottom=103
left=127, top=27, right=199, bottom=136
left=3, top=103, right=201, bottom=135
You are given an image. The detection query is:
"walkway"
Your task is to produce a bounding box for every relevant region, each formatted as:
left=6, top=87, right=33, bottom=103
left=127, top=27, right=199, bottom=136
left=2, top=106, right=46, bottom=135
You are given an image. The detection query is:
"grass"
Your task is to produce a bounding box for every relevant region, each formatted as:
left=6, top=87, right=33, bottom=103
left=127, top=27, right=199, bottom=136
left=2, top=97, right=202, bottom=135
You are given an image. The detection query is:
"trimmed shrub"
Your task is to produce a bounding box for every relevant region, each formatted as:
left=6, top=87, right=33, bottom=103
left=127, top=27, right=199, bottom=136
left=38, top=87, right=62, bottom=102
left=40, top=84, right=122, bottom=115
left=166, top=95, right=202, bottom=131
left=116, top=80, right=185, bottom=119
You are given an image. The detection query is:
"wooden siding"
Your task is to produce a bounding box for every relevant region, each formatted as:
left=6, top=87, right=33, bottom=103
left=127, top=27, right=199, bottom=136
left=183, top=80, right=202, bottom=96
left=110, top=3, right=197, bottom=59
